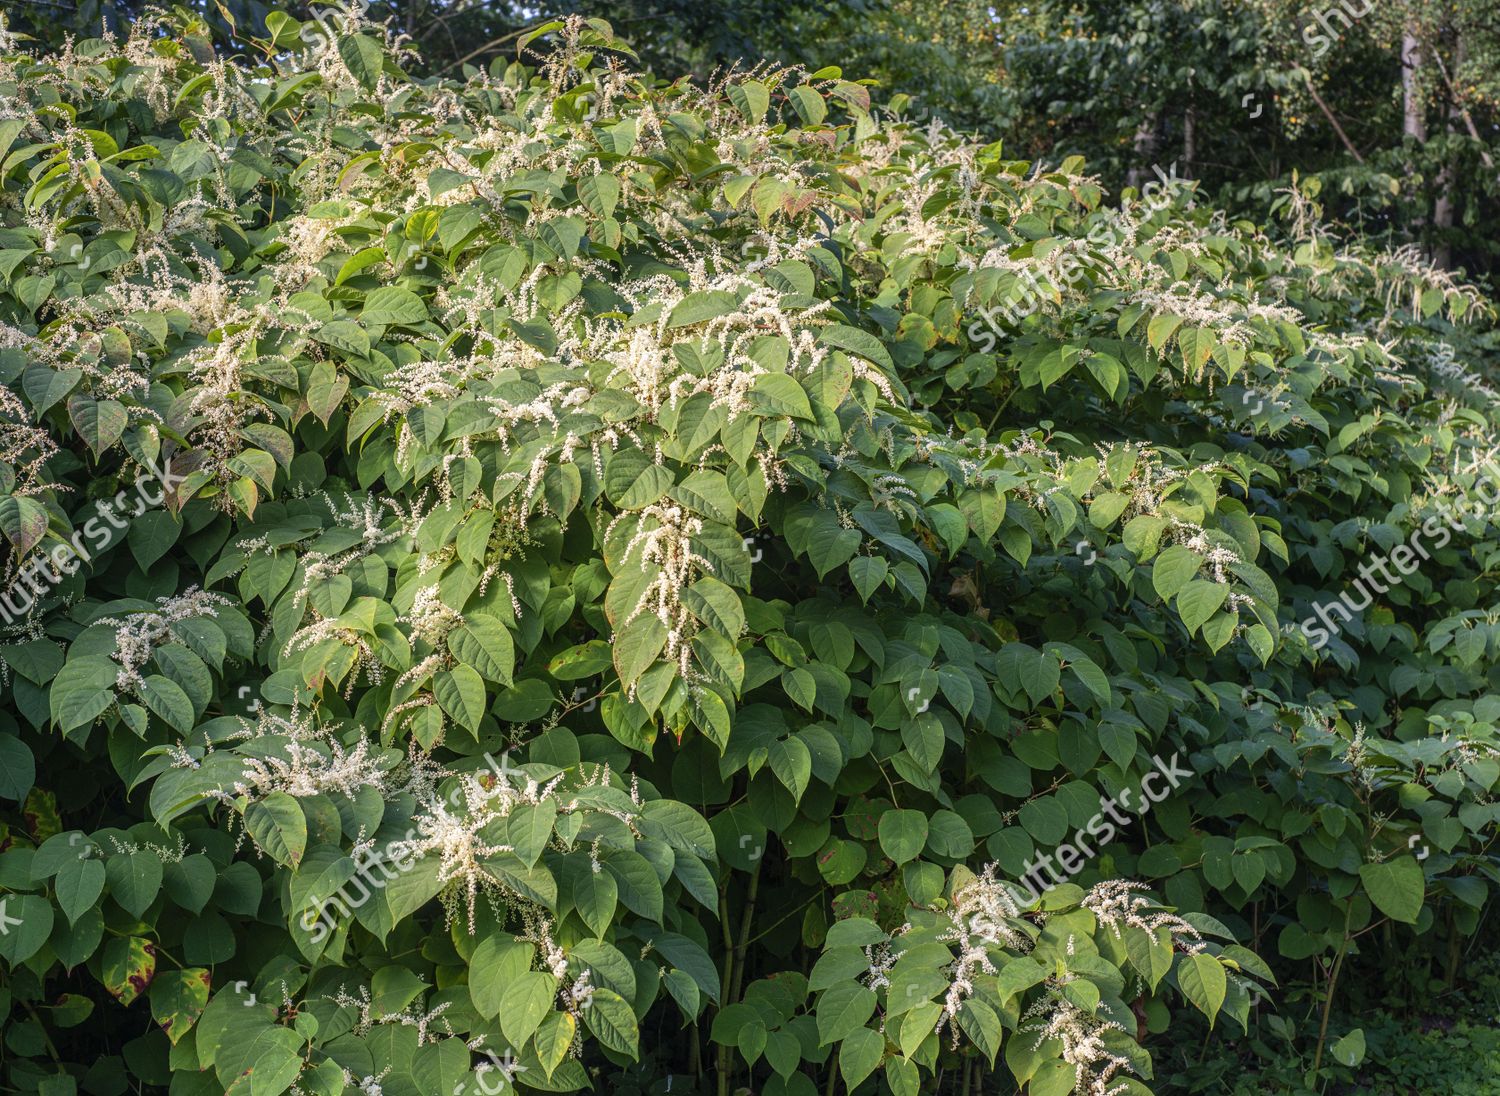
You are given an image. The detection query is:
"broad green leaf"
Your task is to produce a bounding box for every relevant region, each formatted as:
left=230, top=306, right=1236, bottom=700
left=244, top=792, right=307, bottom=868
left=150, top=968, right=211, bottom=1044
left=1359, top=856, right=1424, bottom=924
left=1177, top=952, right=1227, bottom=1025
left=877, top=809, right=928, bottom=865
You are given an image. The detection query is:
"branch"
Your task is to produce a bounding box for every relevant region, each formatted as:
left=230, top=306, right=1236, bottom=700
left=1302, top=70, right=1365, bottom=164
left=1432, top=48, right=1496, bottom=170
left=438, top=22, right=544, bottom=75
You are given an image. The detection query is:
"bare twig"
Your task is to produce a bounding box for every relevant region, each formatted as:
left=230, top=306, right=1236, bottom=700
left=1432, top=48, right=1496, bottom=169
left=1302, top=69, right=1365, bottom=164
left=438, top=22, right=546, bottom=75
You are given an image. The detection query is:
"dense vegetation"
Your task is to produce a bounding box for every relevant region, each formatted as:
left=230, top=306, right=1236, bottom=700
left=0, top=7, right=1497, bottom=1096
left=10, top=0, right=1496, bottom=277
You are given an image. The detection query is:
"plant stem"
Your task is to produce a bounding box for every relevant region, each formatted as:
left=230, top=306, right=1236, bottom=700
left=21, top=1001, right=61, bottom=1063
left=729, top=860, right=762, bottom=1005
left=1311, top=930, right=1350, bottom=1074
left=716, top=880, right=734, bottom=1096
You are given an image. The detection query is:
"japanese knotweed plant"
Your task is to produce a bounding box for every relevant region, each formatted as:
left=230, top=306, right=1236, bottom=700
left=0, top=8, right=1495, bottom=1096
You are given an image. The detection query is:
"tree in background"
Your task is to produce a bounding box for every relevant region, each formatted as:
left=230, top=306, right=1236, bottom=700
left=733, top=0, right=1500, bottom=277
left=0, top=0, right=870, bottom=80
left=6, top=0, right=1495, bottom=279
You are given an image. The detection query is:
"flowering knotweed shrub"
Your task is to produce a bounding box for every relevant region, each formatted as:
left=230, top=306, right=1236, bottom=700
left=0, top=9, right=1498, bottom=1096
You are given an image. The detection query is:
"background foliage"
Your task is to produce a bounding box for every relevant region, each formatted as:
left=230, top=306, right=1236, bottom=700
left=0, top=5, right=1498, bottom=1096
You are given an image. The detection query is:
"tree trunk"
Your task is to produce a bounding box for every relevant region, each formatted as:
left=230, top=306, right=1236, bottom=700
left=1403, top=30, right=1426, bottom=141
left=1402, top=26, right=1445, bottom=263
left=1183, top=106, right=1197, bottom=179
left=1126, top=113, right=1159, bottom=190
left=1432, top=36, right=1466, bottom=269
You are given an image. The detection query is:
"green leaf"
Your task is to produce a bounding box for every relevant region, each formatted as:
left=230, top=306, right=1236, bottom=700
left=605, top=449, right=674, bottom=509
left=1331, top=1027, right=1366, bottom=1067
left=139, top=675, right=195, bottom=734
left=244, top=792, right=308, bottom=867
left=244, top=1027, right=305, bottom=1096
left=1152, top=544, right=1201, bottom=600
left=885, top=1057, right=920, bottom=1096
left=667, top=290, right=740, bottom=329
left=338, top=33, right=384, bottom=89
left=1019, top=649, right=1060, bottom=706
left=877, top=809, right=928, bottom=865
left=164, top=854, right=217, bottom=915
left=788, top=86, right=827, bottom=125
left=838, top=1026, right=883, bottom=1088
left=127, top=511, right=180, bottom=571
left=728, top=80, right=770, bottom=121
left=0, top=894, right=53, bottom=964
left=849, top=556, right=888, bottom=602
left=68, top=396, right=128, bottom=457
left=372, top=965, right=429, bottom=1015
left=613, top=614, right=667, bottom=687
left=818, top=324, right=893, bottom=370
left=0, top=736, right=35, bottom=799
left=55, top=855, right=105, bottom=925
left=499, top=971, right=556, bottom=1048
left=994, top=956, right=1048, bottom=1002
left=508, top=800, right=557, bottom=868
left=50, top=656, right=118, bottom=731
left=449, top=614, right=515, bottom=685
left=1359, top=856, right=1425, bottom=924
left=1176, top=579, right=1229, bottom=635
left=0, top=495, right=49, bottom=556
left=752, top=373, right=813, bottom=419
left=105, top=851, right=163, bottom=918
left=435, top=663, right=487, bottom=732
left=23, top=363, right=81, bottom=414
left=535, top=1011, right=576, bottom=1076
left=385, top=855, right=444, bottom=922
left=578, top=173, right=621, bottom=219
left=1146, top=313, right=1183, bottom=352
left=1177, top=952, right=1227, bottom=1025
left=581, top=987, right=639, bottom=1056
left=150, top=968, right=211, bottom=1044
left=469, top=933, right=533, bottom=1018
left=362, top=286, right=427, bottom=326
left=305, top=359, right=349, bottom=425
left=816, top=982, right=876, bottom=1045
left=567, top=859, right=618, bottom=939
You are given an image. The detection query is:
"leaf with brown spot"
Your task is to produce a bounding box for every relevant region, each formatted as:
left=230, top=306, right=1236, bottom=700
left=101, top=936, right=156, bottom=1005
left=150, top=967, right=211, bottom=1044
left=23, top=787, right=60, bottom=842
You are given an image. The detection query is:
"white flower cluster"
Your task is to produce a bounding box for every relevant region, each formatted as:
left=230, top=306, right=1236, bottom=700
left=615, top=502, right=714, bottom=681
left=934, top=865, right=1031, bottom=1044
left=390, top=751, right=637, bottom=934
left=213, top=705, right=388, bottom=809
left=1021, top=994, right=1135, bottom=1096
left=98, top=586, right=231, bottom=693
left=1080, top=880, right=1204, bottom=951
